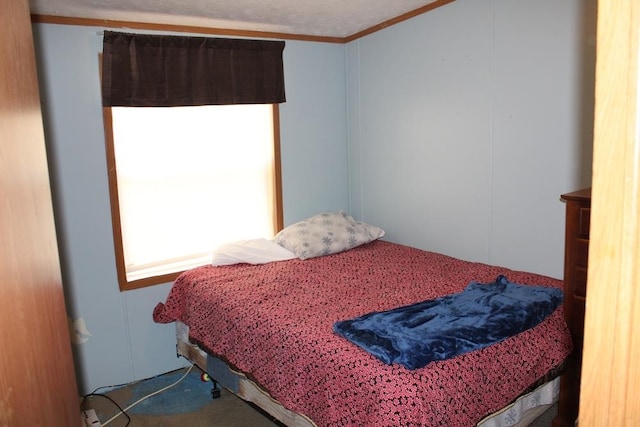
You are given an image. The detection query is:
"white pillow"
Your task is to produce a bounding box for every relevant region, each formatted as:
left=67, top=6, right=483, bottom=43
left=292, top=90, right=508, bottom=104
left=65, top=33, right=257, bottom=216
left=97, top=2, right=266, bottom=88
left=274, top=211, right=385, bottom=260
left=211, top=238, right=297, bottom=266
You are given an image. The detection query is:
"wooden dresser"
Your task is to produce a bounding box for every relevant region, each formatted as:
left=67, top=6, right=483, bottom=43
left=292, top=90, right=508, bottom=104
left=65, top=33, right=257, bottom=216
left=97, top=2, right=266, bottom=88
left=553, top=188, right=591, bottom=427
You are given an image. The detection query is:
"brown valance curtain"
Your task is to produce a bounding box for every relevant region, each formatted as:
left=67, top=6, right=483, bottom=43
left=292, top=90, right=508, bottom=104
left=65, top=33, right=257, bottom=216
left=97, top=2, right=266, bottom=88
left=101, top=31, right=286, bottom=107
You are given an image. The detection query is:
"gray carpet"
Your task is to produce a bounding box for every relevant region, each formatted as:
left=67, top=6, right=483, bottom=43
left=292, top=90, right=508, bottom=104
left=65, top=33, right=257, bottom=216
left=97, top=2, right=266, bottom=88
left=82, top=366, right=557, bottom=426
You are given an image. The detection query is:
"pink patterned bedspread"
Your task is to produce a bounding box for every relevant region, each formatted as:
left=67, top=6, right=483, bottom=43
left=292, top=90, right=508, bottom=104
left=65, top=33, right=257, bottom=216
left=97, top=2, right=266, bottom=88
left=153, top=240, right=572, bottom=426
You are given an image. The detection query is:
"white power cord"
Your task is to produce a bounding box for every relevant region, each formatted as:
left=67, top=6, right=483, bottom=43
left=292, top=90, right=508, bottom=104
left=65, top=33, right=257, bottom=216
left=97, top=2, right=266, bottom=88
left=102, top=364, right=196, bottom=426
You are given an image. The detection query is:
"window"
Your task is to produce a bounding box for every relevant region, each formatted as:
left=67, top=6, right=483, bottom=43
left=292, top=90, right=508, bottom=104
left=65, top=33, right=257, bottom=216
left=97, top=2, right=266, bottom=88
left=100, top=32, right=286, bottom=290
left=103, top=104, right=283, bottom=290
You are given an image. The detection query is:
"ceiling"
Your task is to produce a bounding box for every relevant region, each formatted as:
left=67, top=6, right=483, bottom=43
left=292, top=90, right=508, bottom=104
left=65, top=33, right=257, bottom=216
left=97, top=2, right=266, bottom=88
left=29, top=0, right=450, bottom=40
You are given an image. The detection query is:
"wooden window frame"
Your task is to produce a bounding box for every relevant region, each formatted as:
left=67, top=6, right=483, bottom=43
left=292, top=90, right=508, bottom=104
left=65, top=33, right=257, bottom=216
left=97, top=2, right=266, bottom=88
left=102, top=104, right=284, bottom=291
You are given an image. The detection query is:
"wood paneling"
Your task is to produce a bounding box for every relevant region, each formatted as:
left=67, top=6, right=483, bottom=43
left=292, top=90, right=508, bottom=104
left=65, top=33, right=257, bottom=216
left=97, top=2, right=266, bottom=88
left=0, top=0, right=80, bottom=425
left=581, top=0, right=640, bottom=425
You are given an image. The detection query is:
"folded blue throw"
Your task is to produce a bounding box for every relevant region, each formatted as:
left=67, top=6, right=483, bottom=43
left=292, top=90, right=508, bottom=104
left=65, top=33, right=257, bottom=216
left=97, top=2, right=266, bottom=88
left=333, top=275, right=563, bottom=370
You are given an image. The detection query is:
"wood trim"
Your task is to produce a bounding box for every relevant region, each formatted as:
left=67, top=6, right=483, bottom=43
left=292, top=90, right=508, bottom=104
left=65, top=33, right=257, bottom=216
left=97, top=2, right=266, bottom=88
left=31, top=1, right=455, bottom=43
left=272, top=104, right=285, bottom=232
left=124, top=272, right=183, bottom=291
left=580, top=0, right=640, bottom=425
left=102, top=106, right=131, bottom=291
left=344, top=0, right=456, bottom=43
left=31, top=14, right=346, bottom=44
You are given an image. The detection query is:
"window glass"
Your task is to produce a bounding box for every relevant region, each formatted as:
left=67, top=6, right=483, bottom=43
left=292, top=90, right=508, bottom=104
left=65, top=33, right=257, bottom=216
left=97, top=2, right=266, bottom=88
left=107, top=104, right=280, bottom=289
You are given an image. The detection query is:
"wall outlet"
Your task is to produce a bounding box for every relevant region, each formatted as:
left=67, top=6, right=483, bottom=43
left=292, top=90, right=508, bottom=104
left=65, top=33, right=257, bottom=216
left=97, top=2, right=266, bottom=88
left=81, top=409, right=102, bottom=427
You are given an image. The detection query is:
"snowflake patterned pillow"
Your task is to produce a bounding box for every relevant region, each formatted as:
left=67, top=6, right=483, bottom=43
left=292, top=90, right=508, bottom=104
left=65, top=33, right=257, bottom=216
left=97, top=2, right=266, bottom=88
left=274, top=211, right=385, bottom=260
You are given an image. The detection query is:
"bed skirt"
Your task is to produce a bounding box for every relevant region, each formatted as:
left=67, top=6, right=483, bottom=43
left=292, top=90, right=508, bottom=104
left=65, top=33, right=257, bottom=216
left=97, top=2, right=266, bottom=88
left=175, top=321, right=558, bottom=427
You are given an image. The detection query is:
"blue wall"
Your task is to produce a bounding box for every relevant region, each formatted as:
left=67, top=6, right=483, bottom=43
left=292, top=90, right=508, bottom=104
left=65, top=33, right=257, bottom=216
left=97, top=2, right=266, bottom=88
left=32, top=0, right=595, bottom=395
left=347, top=0, right=595, bottom=275
left=32, top=24, right=349, bottom=394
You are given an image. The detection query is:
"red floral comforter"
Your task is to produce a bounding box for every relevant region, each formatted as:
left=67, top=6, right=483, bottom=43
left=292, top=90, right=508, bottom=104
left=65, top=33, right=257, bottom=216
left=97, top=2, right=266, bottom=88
left=153, top=240, right=572, bottom=426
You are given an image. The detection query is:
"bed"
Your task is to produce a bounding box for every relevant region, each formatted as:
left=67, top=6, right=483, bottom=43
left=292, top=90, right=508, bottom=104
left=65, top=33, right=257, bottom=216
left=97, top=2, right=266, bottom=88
left=153, top=212, right=572, bottom=426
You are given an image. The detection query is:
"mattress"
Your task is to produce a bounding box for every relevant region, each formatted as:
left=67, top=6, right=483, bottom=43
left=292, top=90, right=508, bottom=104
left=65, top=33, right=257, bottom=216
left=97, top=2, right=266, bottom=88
left=154, top=240, right=573, bottom=426
left=175, top=321, right=562, bottom=426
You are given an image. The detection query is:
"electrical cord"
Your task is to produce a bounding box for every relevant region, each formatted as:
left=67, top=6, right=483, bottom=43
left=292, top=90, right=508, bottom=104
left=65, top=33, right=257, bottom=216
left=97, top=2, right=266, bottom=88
left=81, top=393, right=130, bottom=426
left=89, top=363, right=191, bottom=395
left=101, top=363, right=195, bottom=426
left=80, top=363, right=196, bottom=426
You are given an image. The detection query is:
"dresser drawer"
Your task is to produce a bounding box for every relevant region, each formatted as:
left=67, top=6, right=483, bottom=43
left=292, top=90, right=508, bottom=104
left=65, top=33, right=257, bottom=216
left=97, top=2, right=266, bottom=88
left=569, top=295, right=586, bottom=337
left=574, top=266, right=587, bottom=297
left=568, top=337, right=584, bottom=381
left=578, top=208, right=590, bottom=239
left=574, top=238, right=589, bottom=267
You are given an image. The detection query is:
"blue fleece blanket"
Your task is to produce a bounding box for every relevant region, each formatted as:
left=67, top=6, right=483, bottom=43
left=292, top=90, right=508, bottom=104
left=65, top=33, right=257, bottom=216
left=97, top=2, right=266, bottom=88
left=333, top=275, right=563, bottom=370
